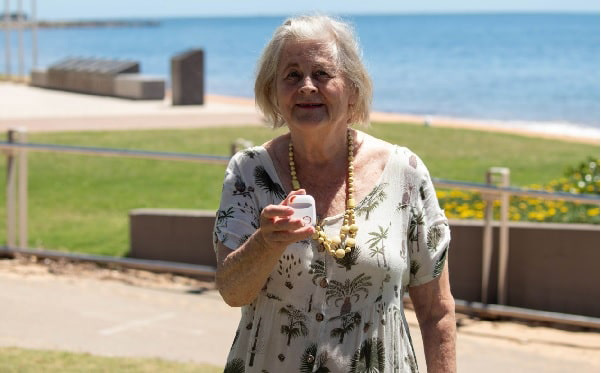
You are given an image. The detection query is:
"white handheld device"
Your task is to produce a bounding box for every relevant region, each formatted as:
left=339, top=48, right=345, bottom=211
left=289, top=195, right=317, bottom=226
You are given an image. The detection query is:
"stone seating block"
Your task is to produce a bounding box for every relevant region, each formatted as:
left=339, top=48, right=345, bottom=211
left=29, top=68, right=48, bottom=87
left=114, top=74, right=165, bottom=100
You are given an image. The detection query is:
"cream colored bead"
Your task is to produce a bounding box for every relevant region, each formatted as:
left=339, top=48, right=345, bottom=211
left=349, top=224, right=359, bottom=233
left=345, top=247, right=351, bottom=253
left=312, top=231, right=319, bottom=239
left=335, top=248, right=346, bottom=258
left=346, top=237, right=356, bottom=247
left=347, top=198, right=356, bottom=208
left=318, top=237, right=324, bottom=244
left=331, top=236, right=341, bottom=246
left=341, top=225, right=350, bottom=233
left=292, top=180, right=300, bottom=190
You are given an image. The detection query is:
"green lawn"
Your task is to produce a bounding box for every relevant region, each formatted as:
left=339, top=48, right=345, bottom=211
left=0, top=347, right=221, bottom=373
left=0, top=123, right=597, bottom=256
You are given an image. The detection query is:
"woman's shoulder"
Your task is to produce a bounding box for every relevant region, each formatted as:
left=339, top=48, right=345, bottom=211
left=359, top=131, right=430, bottom=176
left=229, top=145, right=268, bottom=171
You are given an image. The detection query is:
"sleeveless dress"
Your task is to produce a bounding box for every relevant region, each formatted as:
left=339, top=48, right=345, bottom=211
left=213, top=144, right=450, bottom=373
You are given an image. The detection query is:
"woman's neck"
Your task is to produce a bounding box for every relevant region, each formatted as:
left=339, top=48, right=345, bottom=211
left=289, top=127, right=354, bottom=167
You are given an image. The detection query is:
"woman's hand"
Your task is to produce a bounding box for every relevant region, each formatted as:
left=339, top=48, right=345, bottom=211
left=216, top=189, right=315, bottom=307
left=257, top=189, right=315, bottom=252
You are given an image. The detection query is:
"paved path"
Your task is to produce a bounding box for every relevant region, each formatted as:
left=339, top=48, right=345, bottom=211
left=0, top=261, right=598, bottom=372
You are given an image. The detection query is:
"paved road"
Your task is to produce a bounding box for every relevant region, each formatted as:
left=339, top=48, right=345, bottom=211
left=0, top=263, right=598, bottom=372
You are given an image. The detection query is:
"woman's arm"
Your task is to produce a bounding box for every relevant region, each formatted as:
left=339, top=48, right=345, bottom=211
left=215, top=191, right=314, bottom=307
left=408, top=263, right=456, bottom=373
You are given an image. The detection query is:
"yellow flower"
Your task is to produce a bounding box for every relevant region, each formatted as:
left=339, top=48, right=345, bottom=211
left=512, top=213, right=521, bottom=220
left=587, top=208, right=600, bottom=217
left=547, top=208, right=556, bottom=216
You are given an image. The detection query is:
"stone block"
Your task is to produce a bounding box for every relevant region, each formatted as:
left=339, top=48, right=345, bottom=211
left=29, top=68, right=48, bottom=87
left=114, top=74, right=165, bottom=100
left=171, top=49, right=204, bottom=105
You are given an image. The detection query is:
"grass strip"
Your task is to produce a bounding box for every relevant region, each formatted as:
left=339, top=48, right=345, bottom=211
left=0, top=346, right=221, bottom=373
left=0, top=123, right=596, bottom=256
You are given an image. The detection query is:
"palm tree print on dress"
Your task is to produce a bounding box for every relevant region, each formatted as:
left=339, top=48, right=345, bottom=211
left=309, top=260, right=327, bottom=288
left=427, top=224, right=443, bottom=252
left=300, top=343, right=330, bottom=373
left=410, top=260, right=421, bottom=281
left=277, top=253, right=302, bottom=289
left=366, top=224, right=389, bottom=268
left=248, top=317, right=262, bottom=367
left=243, top=149, right=260, bottom=159
left=326, top=273, right=372, bottom=315
left=356, top=183, right=388, bottom=220
left=254, top=165, right=286, bottom=200
left=279, top=304, right=309, bottom=346
left=408, top=207, right=425, bottom=251
left=335, top=244, right=361, bottom=270
left=433, top=246, right=449, bottom=278
left=233, top=175, right=255, bottom=198
left=224, top=358, right=245, bottom=373
left=397, top=175, right=415, bottom=212
left=216, top=207, right=235, bottom=227
left=349, top=338, right=386, bottom=373
left=329, top=312, right=362, bottom=343
left=236, top=201, right=261, bottom=229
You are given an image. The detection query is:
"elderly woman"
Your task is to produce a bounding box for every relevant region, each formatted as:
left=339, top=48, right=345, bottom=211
left=214, top=15, right=455, bottom=373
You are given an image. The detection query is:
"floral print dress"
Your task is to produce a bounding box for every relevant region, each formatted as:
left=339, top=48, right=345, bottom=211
left=213, top=144, right=450, bottom=373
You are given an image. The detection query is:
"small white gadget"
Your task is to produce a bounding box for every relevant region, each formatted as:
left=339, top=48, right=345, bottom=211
left=289, top=194, right=317, bottom=226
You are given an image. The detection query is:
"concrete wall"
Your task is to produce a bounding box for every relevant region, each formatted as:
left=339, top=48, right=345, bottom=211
left=128, top=210, right=599, bottom=317
left=129, top=209, right=216, bottom=267
left=448, top=220, right=600, bottom=317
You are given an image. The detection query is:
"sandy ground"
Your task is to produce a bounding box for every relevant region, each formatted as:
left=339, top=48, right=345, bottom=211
left=0, top=256, right=598, bottom=372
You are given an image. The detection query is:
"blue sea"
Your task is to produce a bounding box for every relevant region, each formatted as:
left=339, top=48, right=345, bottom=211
left=2, top=13, right=600, bottom=137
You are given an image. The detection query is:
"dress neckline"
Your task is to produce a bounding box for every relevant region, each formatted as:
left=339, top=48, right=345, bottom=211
left=255, top=144, right=397, bottom=223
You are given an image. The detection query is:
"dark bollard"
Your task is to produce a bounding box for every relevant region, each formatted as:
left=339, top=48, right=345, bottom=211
left=171, top=49, right=204, bottom=105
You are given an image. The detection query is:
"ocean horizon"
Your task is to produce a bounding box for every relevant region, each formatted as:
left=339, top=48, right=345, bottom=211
left=2, top=13, right=599, bottom=138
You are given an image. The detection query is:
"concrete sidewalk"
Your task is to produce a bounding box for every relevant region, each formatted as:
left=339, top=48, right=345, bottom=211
left=0, top=82, right=264, bottom=133
left=0, top=259, right=598, bottom=372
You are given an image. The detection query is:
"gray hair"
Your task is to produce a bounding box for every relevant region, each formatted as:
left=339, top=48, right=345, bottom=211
left=254, top=15, right=372, bottom=128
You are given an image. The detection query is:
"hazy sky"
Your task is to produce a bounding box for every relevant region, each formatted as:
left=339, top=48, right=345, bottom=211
left=15, top=0, right=601, bottom=20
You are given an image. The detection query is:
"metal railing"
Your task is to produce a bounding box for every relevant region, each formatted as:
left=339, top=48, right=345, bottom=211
left=2, top=128, right=600, bottom=313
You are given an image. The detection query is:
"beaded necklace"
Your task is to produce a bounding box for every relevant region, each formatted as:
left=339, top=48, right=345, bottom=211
left=288, top=129, right=358, bottom=259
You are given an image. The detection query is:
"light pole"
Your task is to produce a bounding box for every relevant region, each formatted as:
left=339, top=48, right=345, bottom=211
left=17, top=0, right=23, bottom=80
left=31, top=0, right=36, bottom=68
left=3, top=0, right=11, bottom=79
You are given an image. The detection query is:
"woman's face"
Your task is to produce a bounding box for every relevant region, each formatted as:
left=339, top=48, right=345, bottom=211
left=275, top=40, right=356, bottom=131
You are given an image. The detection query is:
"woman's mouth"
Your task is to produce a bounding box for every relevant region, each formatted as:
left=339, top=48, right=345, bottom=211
left=296, top=103, right=324, bottom=109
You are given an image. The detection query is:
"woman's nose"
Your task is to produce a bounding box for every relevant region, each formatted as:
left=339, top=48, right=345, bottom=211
left=299, top=77, right=317, bottom=95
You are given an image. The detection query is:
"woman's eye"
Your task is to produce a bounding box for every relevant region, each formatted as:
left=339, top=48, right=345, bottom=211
left=286, top=71, right=300, bottom=79
left=315, top=70, right=330, bottom=78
